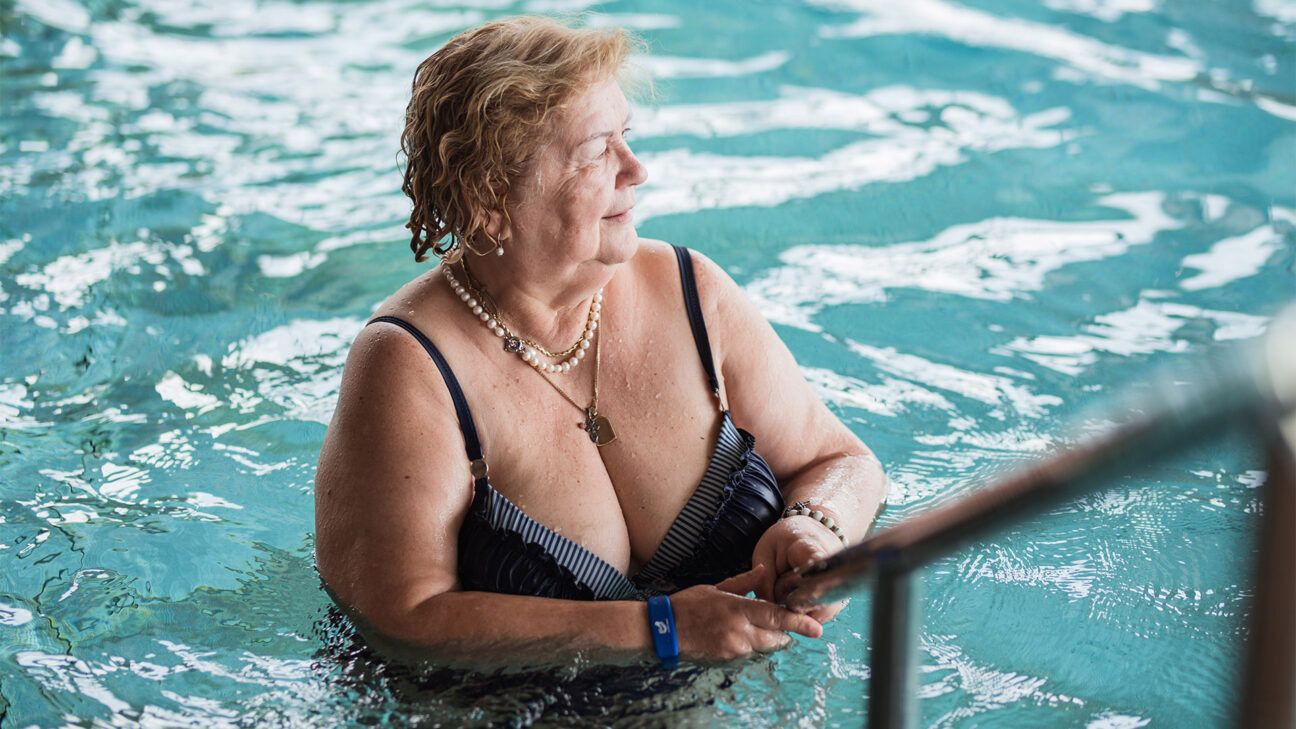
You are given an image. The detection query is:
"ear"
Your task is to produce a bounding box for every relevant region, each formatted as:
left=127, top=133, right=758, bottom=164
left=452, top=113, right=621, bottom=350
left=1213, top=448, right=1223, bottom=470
left=484, top=209, right=510, bottom=242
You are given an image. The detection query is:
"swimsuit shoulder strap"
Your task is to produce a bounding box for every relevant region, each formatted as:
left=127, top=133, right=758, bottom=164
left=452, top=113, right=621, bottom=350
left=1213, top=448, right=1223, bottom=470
left=671, top=245, right=722, bottom=403
left=366, top=315, right=486, bottom=480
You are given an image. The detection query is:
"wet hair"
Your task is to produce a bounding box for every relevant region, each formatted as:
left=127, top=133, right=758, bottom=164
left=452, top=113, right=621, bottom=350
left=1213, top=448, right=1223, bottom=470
left=401, top=16, right=641, bottom=263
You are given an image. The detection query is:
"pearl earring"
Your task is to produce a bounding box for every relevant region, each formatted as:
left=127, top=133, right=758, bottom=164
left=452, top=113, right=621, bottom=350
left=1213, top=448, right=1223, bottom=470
left=496, top=245, right=505, bottom=256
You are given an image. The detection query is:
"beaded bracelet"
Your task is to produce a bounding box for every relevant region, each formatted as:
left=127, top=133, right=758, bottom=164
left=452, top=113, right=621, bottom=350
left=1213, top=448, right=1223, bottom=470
left=782, top=501, right=849, bottom=546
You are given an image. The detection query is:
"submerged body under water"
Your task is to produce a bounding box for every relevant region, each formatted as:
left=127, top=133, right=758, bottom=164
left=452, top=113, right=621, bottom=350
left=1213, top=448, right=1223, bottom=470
left=1, top=0, right=1293, bottom=726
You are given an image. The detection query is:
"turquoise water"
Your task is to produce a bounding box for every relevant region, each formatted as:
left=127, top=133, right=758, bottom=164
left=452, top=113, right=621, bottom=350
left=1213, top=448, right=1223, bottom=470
left=2, top=0, right=1293, bottom=725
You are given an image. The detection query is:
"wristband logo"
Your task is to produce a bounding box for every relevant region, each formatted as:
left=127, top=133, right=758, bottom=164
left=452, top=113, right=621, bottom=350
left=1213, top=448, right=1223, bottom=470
left=654, top=620, right=669, bottom=634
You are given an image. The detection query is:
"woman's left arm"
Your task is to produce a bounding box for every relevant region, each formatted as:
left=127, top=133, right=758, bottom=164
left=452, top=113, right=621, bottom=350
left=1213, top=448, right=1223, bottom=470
left=689, top=250, right=888, bottom=613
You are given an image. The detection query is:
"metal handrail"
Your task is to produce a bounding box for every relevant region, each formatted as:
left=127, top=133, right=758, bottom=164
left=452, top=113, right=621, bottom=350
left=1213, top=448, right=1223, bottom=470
left=784, top=307, right=1296, bottom=729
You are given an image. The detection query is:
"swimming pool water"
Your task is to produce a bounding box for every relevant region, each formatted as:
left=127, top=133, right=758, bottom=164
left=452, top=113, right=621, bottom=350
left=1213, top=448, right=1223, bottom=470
left=1, top=0, right=1293, bottom=726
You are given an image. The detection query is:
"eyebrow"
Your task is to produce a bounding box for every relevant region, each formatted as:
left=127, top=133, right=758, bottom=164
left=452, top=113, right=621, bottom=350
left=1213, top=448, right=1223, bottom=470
left=576, top=111, right=634, bottom=145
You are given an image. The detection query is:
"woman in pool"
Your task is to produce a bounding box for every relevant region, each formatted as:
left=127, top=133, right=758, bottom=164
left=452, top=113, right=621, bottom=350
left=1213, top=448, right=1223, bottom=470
left=315, top=16, right=887, bottom=666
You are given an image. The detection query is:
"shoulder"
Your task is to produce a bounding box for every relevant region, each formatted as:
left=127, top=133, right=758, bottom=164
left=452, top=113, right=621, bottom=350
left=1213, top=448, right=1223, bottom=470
left=320, top=310, right=465, bottom=490
left=339, top=316, right=452, bottom=407
left=625, top=237, right=679, bottom=281
left=627, top=237, right=742, bottom=318
left=357, top=268, right=467, bottom=401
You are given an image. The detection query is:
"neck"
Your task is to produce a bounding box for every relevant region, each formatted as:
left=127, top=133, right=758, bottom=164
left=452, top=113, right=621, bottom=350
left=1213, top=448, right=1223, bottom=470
left=458, top=255, right=608, bottom=349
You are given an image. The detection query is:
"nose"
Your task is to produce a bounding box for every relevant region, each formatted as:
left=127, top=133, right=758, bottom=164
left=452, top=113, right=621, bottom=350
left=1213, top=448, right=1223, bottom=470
left=617, top=142, right=647, bottom=188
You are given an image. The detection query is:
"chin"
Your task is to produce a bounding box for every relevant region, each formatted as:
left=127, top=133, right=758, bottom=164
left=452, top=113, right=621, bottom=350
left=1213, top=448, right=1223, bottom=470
left=598, top=225, right=640, bottom=265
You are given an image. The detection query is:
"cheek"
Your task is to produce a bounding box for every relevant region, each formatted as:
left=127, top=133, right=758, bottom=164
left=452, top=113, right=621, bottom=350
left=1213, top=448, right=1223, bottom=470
left=559, top=164, right=614, bottom=215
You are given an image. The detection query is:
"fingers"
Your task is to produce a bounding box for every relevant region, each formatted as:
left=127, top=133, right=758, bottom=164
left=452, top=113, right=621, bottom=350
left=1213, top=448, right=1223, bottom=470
left=748, top=601, right=823, bottom=639
left=794, top=613, right=823, bottom=639
left=677, top=580, right=830, bottom=661
left=773, top=569, right=802, bottom=605
left=806, top=598, right=849, bottom=625
left=715, top=563, right=765, bottom=596
left=757, top=558, right=777, bottom=603
left=787, top=539, right=828, bottom=572
left=750, top=628, right=794, bottom=654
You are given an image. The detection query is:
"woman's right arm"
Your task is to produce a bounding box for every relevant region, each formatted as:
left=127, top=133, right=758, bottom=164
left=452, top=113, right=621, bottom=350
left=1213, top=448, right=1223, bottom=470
left=315, top=323, right=820, bottom=667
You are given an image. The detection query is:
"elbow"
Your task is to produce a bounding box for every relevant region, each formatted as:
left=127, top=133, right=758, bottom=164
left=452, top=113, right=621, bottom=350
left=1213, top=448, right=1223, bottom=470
left=316, top=560, right=452, bottom=653
left=325, top=581, right=458, bottom=660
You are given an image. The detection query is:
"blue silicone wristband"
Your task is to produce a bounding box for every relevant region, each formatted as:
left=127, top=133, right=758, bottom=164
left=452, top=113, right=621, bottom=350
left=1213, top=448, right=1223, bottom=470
left=646, top=595, right=680, bottom=668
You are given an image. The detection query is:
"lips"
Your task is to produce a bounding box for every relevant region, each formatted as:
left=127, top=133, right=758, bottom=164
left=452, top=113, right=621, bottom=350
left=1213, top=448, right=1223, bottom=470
left=603, top=199, right=634, bottom=219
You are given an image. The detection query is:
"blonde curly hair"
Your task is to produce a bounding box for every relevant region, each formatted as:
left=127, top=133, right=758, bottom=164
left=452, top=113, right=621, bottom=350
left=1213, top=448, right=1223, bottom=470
left=401, top=16, right=640, bottom=263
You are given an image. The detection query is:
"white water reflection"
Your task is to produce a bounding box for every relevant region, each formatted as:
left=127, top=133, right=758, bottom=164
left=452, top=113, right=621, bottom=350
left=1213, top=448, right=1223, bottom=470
left=746, top=192, right=1178, bottom=332
left=1003, top=299, right=1269, bottom=375
left=957, top=546, right=1101, bottom=600
left=0, top=603, right=34, bottom=626
left=223, top=317, right=362, bottom=424
left=131, top=429, right=197, bottom=471
left=1254, top=0, right=1296, bottom=24
left=634, top=85, right=1042, bottom=139
left=847, top=340, right=1062, bottom=419
left=637, top=51, right=789, bottom=78
left=1087, top=713, right=1152, bottom=728
left=637, top=92, right=1071, bottom=222
left=803, top=365, right=955, bottom=418
left=7, top=0, right=1103, bottom=317
left=586, top=12, right=680, bottom=30
left=13, top=0, right=90, bottom=33
left=813, top=0, right=1198, bottom=90
left=0, top=237, right=25, bottom=265
left=156, top=372, right=222, bottom=416
left=1044, top=0, right=1159, bottom=23
left=0, top=382, right=34, bottom=426
left=257, top=252, right=328, bottom=279
left=922, top=635, right=1084, bottom=724
left=15, top=652, right=133, bottom=716
left=812, top=0, right=1296, bottom=120
left=1179, top=208, right=1294, bottom=291
left=15, top=645, right=311, bottom=727
left=51, top=36, right=97, bottom=69
left=12, top=239, right=205, bottom=311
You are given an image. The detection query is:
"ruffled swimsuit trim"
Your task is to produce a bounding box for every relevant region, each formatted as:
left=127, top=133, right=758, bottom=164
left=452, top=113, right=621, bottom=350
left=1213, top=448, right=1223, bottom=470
left=629, top=411, right=762, bottom=593
left=467, top=479, right=638, bottom=600
left=461, top=407, right=776, bottom=600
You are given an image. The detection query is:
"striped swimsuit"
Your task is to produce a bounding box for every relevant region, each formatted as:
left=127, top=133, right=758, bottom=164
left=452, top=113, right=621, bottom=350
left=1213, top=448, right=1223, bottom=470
left=368, top=246, right=783, bottom=600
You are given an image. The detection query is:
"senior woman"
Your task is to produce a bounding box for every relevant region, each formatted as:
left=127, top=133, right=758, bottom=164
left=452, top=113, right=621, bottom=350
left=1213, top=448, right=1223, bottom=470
left=315, top=16, right=887, bottom=666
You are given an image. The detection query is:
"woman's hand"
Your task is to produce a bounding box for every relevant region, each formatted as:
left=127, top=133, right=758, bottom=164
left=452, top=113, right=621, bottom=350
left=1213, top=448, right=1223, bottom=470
left=669, top=564, right=822, bottom=662
left=750, top=516, right=849, bottom=624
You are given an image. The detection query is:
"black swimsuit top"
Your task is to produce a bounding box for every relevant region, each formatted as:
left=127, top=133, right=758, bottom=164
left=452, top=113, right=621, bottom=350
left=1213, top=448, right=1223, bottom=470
left=368, top=246, right=784, bottom=601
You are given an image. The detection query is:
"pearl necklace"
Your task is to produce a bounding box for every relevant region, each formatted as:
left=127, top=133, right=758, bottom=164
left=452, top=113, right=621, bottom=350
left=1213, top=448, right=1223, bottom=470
left=442, top=264, right=601, bottom=374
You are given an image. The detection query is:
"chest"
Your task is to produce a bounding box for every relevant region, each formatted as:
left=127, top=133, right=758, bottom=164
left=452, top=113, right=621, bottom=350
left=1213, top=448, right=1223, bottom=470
left=452, top=323, right=723, bottom=572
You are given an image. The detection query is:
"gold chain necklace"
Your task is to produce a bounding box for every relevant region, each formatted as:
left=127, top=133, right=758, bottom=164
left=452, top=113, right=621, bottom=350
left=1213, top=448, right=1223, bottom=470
left=460, top=263, right=596, bottom=361
left=535, top=322, right=616, bottom=446
left=466, top=263, right=588, bottom=360
left=443, top=264, right=598, bottom=374
left=438, top=262, right=593, bottom=370
left=441, top=263, right=615, bottom=445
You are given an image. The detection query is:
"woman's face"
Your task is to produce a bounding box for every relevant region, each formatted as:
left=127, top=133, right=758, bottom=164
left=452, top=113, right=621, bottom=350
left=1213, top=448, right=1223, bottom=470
left=501, top=77, right=647, bottom=281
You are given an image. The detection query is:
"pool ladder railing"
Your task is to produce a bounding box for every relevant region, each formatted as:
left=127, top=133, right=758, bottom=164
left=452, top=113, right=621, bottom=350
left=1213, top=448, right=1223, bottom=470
left=785, top=306, right=1296, bottom=729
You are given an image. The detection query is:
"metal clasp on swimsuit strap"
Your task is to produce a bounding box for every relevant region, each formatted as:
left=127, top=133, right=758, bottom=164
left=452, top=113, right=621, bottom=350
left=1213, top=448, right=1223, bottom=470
left=470, top=458, right=488, bottom=480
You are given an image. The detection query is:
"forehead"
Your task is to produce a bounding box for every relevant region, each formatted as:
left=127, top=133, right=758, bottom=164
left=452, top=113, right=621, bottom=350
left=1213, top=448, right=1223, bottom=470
left=557, top=79, right=629, bottom=141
